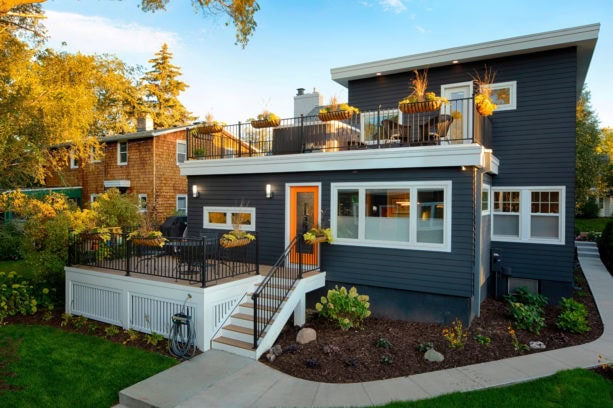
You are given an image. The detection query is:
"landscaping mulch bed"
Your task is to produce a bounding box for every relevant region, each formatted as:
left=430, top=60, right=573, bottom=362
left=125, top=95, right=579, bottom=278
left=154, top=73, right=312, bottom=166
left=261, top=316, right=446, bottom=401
left=261, top=267, right=606, bottom=383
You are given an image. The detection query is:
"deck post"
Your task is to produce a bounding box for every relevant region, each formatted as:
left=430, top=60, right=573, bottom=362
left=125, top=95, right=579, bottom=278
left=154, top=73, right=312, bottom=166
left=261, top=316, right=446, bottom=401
left=125, top=232, right=131, bottom=277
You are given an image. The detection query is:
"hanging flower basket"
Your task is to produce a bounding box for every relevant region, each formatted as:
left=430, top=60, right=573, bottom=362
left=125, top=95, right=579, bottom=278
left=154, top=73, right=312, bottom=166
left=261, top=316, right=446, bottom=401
left=251, top=118, right=281, bottom=129
left=318, top=110, right=354, bottom=122
left=304, top=235, right=328, bottom=245
left=132, top=237, right=166, bottom=247
left=196, top=124, right=224, bottom=134
left=219, top=237, right=252, bottom=248
left=399, top=100, right=443, bottom=114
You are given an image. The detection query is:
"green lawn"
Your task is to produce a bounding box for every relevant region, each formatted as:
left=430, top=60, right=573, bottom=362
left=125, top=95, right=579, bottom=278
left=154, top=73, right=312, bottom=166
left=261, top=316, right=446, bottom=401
left=380, top=368, right=613, bottom=408
left=0, top=324, right=176, bottom=408
left=575, top=217, right=613, bottom=233
left=0, top=259, right=36, bottom=280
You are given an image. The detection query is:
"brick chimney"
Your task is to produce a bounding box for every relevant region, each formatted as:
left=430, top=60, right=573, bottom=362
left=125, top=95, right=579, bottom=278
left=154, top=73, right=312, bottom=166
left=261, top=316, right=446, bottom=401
left=137, top=114, right=154, bottom=132
left=294, top=87, right=323, bottom=118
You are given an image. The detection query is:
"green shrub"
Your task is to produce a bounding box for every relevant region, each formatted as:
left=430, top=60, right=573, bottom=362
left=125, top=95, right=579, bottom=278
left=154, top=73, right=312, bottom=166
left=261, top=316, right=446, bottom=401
left=0, top=221, right=23, bottom=261
left=0, top=270, right=53, bottom=323
left=145, top=331, right=164, bottom=346
left=315, top=286, right=371, bottom=330
left=579, top=198, right=600, bottom=218
left=474, top=334, right=491, bottom=346
left=508, top=302, right=545, bottom=334
left=556, top=297, right=591, bottom=334
left=505, top=287, right=548, bottom=308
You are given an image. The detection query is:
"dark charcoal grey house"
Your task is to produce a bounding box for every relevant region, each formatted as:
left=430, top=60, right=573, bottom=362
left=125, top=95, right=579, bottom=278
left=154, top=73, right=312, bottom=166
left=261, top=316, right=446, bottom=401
left=180, top=24, right=599, bottom=326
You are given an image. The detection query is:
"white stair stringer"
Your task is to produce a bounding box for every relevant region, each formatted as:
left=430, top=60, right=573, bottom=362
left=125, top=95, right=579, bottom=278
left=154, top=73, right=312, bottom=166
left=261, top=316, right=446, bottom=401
left=211, top=271, right=326, bottom=359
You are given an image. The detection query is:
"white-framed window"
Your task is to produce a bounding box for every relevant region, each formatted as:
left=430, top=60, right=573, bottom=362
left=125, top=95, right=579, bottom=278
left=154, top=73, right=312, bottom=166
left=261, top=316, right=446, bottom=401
left=203, top=206, right=256, bottom=231
left=91, top=146, right=101, bottom=163
left=360, top=108, right=403, bottom=143
left=69, top=150, right=78, bottom=169
left=331, top=181, right=452, bottom=252
left=90, top=194, right=100, bottom=203
left=176, top=141, right=187, bottom=164
left=492, top=186, right=564, bottom=244
left=138, top=194, right=147, bottom=212
left=176, top=194, right=187, bottom=216
left=482, top=184, right=491, bottom=215
left=117, top=141, right=128, bottom=165
left=489, top=81, right=517, bottom=111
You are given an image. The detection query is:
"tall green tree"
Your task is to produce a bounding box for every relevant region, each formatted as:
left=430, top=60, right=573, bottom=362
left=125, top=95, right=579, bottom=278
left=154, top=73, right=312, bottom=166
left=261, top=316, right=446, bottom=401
left=141, top=43, right=194, bottom=129
left=576, top=88, right=606, bottom=215
left=0, top=32, right=141, bottom=188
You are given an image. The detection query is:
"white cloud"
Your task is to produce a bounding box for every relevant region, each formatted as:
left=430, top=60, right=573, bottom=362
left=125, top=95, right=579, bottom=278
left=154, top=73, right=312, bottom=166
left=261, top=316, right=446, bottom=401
left=415, top=25, right=426, bottom=33
left=379, top=0, right=407, bottom=13
left=44, top=10, right=179, bottom=63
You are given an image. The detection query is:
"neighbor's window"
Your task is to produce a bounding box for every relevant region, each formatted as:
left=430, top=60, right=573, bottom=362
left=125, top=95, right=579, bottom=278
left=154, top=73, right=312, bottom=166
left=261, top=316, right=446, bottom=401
left=203, top=207, right=256, bottom=231
left=117, top=141, right=128, bottom=165
left=489, top=81, right=517, bottom=111
left=176, top=194, right=187, bottom=216
left=138, top=194, right=147, bottom=213
left=177, top=141, right=187, bottom=164
left=69, top=150, right=78, bottom=169
left=492, top=187, right=564, bottom=244
left=331, top=181, right=451, bottom=251
left=90, top=146, right=101, bottom=163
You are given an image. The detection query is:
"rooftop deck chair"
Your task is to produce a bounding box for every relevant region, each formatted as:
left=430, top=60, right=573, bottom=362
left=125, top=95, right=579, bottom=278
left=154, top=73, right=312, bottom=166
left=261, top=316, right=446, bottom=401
left=418, top=114, right=454, bottom=145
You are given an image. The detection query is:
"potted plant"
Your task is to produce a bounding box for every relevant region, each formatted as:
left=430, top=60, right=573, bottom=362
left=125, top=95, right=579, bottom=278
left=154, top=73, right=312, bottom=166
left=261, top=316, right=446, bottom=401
left=303, top=226, right=333, bottom=244
left=219, top=213, right=256, bottom=248
left=318, top=96, right=359, bottom=122
left=193, top=148, right=206, bottom=159
left=471, top=65, right=498, bottom=117
left=398, top=69, right=447, bottom=113
left=127, top=229, right=166, bottom=247
left=251, top=110, right=281, bottom=128
left=196, top=113, right=224, bottom=134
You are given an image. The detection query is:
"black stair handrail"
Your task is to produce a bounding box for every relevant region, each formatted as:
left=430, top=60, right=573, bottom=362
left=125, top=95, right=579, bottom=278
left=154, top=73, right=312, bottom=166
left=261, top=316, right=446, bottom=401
left=251, top=235, right=304, bottom=348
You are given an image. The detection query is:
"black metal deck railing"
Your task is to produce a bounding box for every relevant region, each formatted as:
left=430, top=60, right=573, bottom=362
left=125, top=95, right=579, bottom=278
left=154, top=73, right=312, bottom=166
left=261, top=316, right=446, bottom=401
left=187, top=97, right=492, bottom=161
left=251, top=235, right=320, bottom=348
left=68, top=230, right=259, bottom=288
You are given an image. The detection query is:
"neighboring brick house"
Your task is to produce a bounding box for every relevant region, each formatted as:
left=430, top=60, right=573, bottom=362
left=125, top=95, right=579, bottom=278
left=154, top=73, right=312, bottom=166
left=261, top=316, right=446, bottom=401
left=46, top=117, right=193, bottom=220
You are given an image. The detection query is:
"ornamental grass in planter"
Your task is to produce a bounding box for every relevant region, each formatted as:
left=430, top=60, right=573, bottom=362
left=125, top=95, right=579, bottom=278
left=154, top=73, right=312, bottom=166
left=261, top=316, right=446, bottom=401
left=318, top=96, right=359, bottom=122
left=398, top=69, right=447, bottom=113
left=251, top=111, right=281, bottom=128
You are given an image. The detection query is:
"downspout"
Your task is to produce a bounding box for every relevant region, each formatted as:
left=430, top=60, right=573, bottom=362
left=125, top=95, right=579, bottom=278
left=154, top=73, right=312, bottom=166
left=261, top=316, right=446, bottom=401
left=472, top=165, right=486, bottom=319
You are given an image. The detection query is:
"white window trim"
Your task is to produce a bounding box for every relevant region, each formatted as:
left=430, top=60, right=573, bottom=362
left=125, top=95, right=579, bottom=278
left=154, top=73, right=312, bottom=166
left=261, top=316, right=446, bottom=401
left=90, top=194, right=100, bottom=203
left=176, top=194, right=187, bottom=215
left=176, top=140, right=187, bottom=165
left=491, top=186, right=565, bottom=245
left=482, top=184, right=491, bottom=215
left=117, top=141, right=128, bottom=165
left=91, top=146, right=101, bottom=163
left=330, top=181, right=452, bottom=252
left=203, top=206, right=256, bottom=231
left=489, top=81, right=517, bottom=111
left=69, top=150, right=78, bottom=169
left=138, top=194, right=147, bottom=213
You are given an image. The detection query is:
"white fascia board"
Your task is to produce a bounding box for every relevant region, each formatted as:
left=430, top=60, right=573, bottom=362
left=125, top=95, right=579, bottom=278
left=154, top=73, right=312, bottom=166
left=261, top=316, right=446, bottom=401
left=331, top=24, right=599, bottom=91
left=180, top=145, right=493, bottom=176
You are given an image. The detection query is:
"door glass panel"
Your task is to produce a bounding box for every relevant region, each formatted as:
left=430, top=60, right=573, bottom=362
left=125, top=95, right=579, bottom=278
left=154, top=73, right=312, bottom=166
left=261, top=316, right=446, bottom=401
left=296, top=192, right=314, bottom=234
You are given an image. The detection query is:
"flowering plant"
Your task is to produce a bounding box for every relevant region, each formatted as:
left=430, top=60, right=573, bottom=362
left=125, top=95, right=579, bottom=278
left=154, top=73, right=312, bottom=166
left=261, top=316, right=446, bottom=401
left=319, top=96, right=359, bottom=115
left=219, top=211, right=256, bottom=247
left=127, top=229, right=166, bottom=247
left=221, top=230, right=255, bottom=242
left=399, top=69, right=448, bottom=105
left=471, top=65, right=498, bottom=116
left=303, top=226, right=333, bottom=243
left=315, top=286, right=371, bottom=330
left=256, top=110, right=280, bottom=121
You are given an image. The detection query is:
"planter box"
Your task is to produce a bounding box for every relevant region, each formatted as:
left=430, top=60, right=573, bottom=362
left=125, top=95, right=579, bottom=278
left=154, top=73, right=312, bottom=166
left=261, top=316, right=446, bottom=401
left=251, top=118, right=281, bottom=128
left=399, top=100, right=442, bottom=114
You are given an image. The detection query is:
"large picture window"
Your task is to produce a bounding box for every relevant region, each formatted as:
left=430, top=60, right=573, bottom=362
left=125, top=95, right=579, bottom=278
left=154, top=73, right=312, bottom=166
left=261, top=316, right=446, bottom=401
left=492, top=187, right=564, bottom=244
left=203, top=207, right=255, bottom=231
left=331, top=181, right=451, bottom=251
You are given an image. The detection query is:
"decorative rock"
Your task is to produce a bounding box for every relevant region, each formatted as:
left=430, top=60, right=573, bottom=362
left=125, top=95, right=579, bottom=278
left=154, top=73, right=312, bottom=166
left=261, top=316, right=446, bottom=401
left=296, top=327, right=317, bottom=344
left=424, top=348, right=445, bottom=363
left=529, top=341, right=546, bottom=350
left=271, top=344, right=283, bottom=356
left=266, top=352, right=276, bottom=362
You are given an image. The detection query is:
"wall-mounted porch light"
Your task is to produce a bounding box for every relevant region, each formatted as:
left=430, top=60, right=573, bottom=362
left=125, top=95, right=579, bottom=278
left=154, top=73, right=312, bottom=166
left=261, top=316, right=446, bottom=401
left=265, top=184, right=273, bottom=199
left=192, top=184, right=200, bottom=198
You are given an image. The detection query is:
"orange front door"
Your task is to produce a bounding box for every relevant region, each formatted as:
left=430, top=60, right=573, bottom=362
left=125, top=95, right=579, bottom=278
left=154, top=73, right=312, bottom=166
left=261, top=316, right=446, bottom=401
left=289, top=185, right=319, bottom=266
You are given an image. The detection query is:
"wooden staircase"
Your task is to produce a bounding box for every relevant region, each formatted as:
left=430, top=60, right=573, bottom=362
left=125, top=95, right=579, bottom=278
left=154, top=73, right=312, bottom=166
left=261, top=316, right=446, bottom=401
left=211, top=271, right=325, bottom=359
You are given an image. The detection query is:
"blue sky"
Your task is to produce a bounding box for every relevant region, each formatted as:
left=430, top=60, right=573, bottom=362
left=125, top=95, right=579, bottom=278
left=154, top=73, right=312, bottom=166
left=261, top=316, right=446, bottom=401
left=43, top=0, right=612, bottom=127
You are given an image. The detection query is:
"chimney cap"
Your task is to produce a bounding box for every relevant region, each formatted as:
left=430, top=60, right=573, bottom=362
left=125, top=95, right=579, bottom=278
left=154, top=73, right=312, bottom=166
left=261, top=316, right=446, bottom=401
left=296, top=88, right=305, bottom=96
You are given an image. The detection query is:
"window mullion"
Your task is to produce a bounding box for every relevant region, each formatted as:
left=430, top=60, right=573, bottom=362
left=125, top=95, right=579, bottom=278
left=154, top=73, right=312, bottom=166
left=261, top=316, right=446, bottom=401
left=409, top=186, right=417, bottom=244
left=358, top=188, right=366, bottom=240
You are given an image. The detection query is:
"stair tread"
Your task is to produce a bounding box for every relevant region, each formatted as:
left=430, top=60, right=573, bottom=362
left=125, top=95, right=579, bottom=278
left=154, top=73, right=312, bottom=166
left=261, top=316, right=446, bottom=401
left=224, top=324, right=253, bottom=335
left=247, top=292, right=286, bottom=301
left=241, top=302, right=279, bottom=312
left=213, top=336, right=253, bottom=350
left=232, top=312, right=275, bottom=324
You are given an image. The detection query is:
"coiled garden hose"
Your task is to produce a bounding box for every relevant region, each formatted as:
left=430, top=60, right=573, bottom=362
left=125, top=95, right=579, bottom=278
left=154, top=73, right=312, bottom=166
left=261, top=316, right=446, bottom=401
left=169, top=296, right=196, bottom=359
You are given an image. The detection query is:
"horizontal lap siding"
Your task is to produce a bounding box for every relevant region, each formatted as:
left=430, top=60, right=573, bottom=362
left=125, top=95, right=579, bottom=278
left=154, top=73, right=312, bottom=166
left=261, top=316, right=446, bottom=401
left=188, top=168, right=475, bottom=298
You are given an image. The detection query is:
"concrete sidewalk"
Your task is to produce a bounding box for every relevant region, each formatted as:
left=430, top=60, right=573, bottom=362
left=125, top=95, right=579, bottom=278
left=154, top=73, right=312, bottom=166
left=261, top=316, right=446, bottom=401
left=117, top=241, right=613, bottom=408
